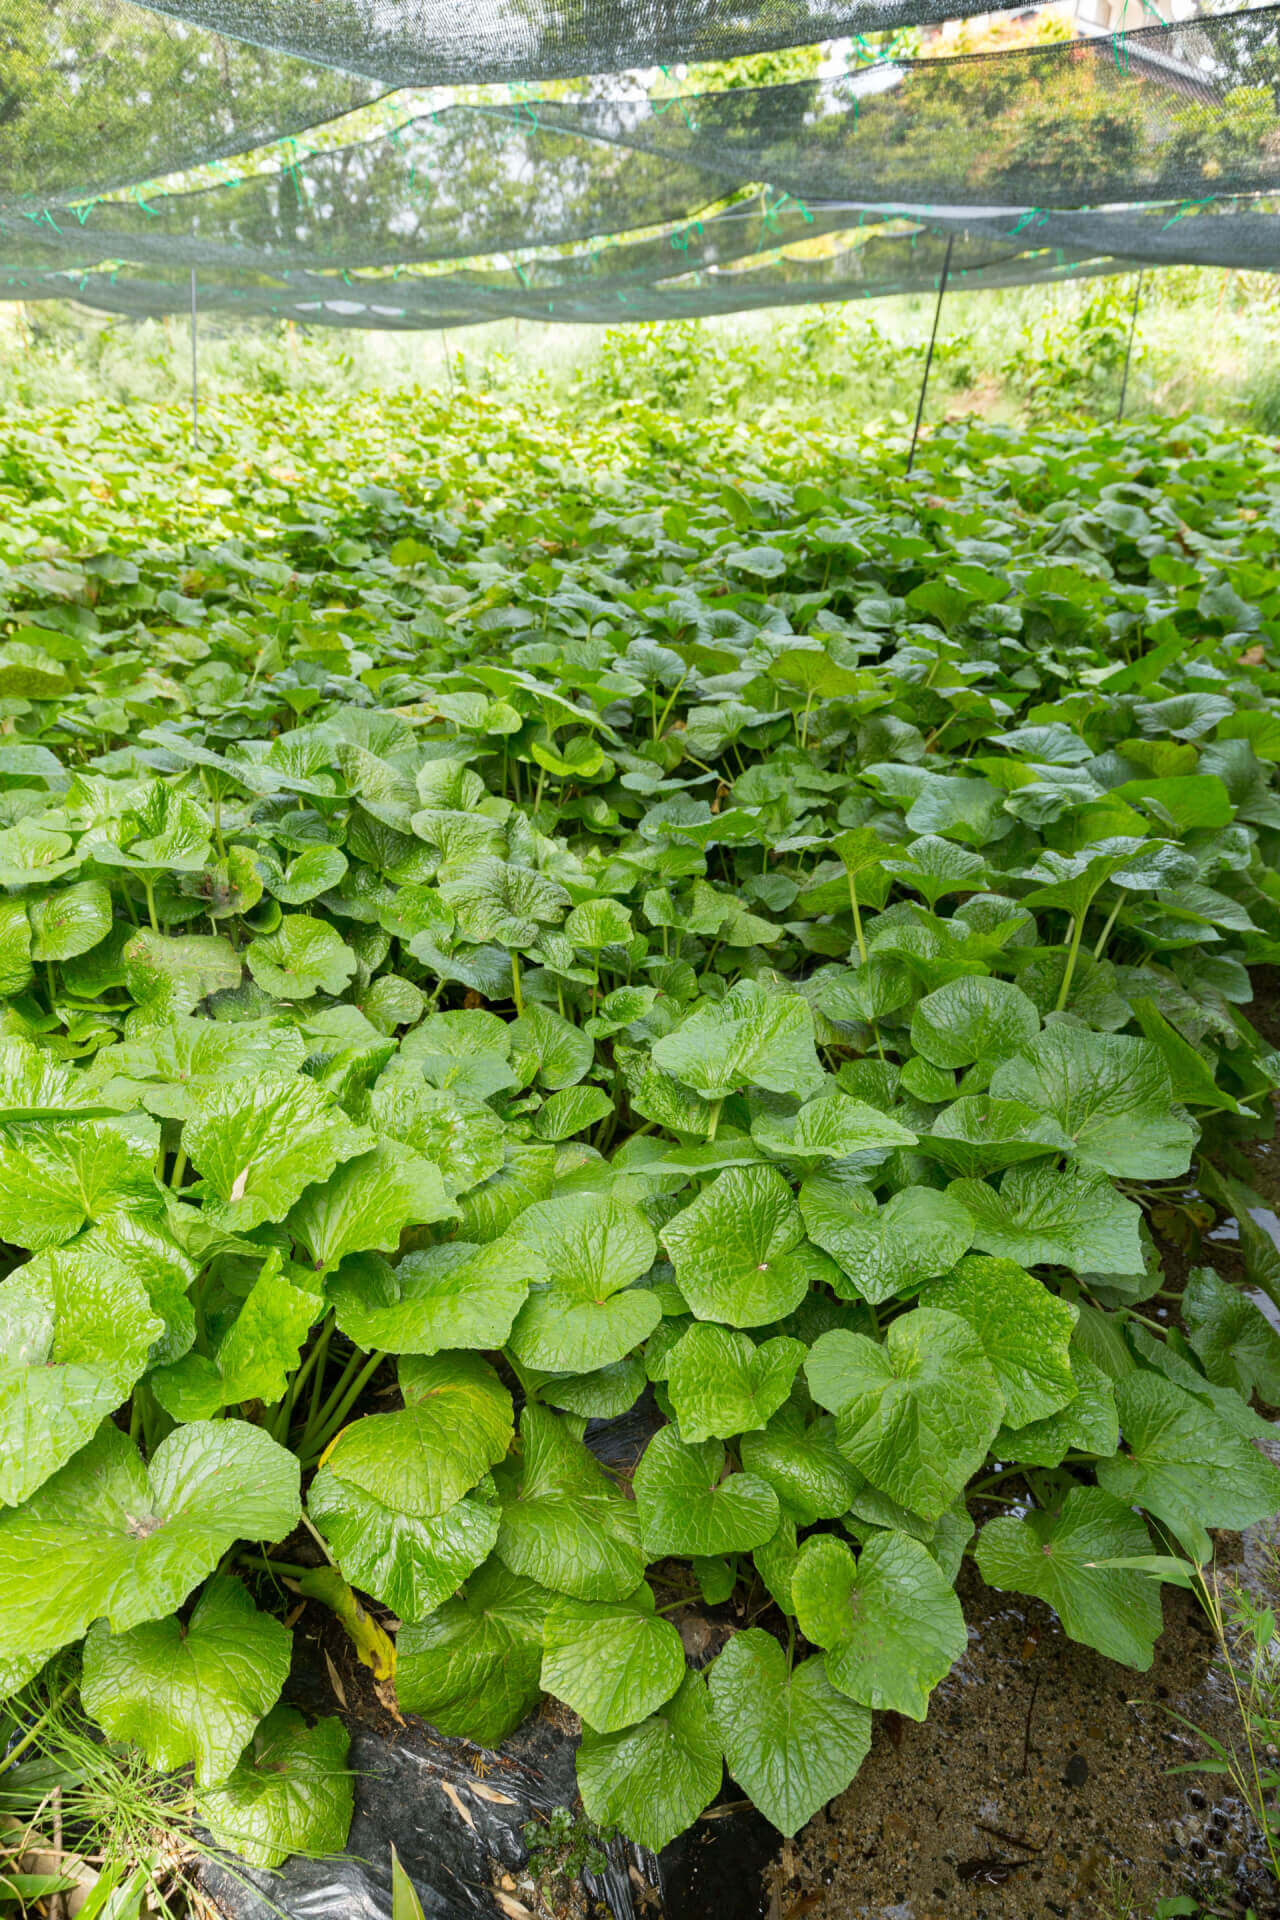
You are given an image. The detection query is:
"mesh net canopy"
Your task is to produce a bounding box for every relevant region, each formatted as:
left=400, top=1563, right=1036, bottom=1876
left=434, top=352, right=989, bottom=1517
left=2, top=0, right=1279, bottom=326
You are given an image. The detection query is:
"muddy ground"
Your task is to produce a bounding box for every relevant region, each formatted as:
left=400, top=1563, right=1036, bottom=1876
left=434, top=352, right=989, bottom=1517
left=747, top=1530, right=1280, bottom=1920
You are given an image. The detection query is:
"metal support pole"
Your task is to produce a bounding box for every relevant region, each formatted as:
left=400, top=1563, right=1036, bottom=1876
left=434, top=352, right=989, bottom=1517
left=190, top=267, right=199, bottom=453
left=1117, top=267, right=1144, bottom=424
left=440, top=327, right=455, bottom=398
left=907, top=234, right=953, bottom=476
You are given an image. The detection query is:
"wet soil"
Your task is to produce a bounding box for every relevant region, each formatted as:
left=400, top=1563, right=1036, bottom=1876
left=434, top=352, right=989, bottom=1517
left=757, top=1532, right=1280, bottom=1920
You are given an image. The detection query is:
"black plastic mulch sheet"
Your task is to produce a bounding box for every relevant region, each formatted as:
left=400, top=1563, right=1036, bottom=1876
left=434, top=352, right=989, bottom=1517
left=202, top=1715, right=660, bottom=1920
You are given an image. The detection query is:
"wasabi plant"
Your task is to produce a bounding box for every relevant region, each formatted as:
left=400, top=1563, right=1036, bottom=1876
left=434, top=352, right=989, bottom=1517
left=1, top=391, right=1279, bottom=1855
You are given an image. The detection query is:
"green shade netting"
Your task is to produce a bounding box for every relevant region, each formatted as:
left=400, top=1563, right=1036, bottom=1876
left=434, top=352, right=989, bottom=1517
left=2, top=1, right=1278, bottom=321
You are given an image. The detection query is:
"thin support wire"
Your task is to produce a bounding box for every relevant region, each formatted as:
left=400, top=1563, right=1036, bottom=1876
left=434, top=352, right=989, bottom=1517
left=906, top=234, right=954, bottom=475
left=441, top=326, right=455, bottom=398
left=190, top=267, right=199, bottom=453
left=1117, top=267, right=1144, bottom=423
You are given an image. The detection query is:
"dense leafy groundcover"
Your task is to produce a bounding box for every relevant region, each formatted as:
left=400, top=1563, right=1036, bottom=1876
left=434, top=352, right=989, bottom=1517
left=3, top=388, right=1280, bottom=1865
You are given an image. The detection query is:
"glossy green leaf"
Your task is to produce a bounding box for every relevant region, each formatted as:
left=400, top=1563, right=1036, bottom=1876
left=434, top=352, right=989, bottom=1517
left=246, top=916, right=358, bottom=1000
left=660, top=1165, right=827, bottom=1327
left=806, top=1310, right=1004, bottom=1520
left=288, top=1140, right=457, bottom=1269
left=576, top=1671, right=723, bottom=1852
left=651, top=980, right=824, bottom=1102
left=799, top=1182, right=974, bottom=1306
left=634, top=1427, right=780, bottom=1558
left=184, top=1077, right=370, bottom=1231
left=395, top=1560, right=552, bottom=1745
left=323, top=1353, right=512, bottom=1519
left=197, top=1707, right=352, bottom=1869
left=494, top=1404, right=644, bottom=1600
left=665, top=1325, right=805, bottom=1442
left=975, top=1487, right=1163, bottom=1669
left=708, top=1630, right=871, bottom=1836
left=0, top=1118, right=158, bottom=1250
left=1096, top=1371, right=1280, bottom=1563
left=988, top=1029, right=1196, bottom=1180
left=151, top=1253, right=321, bottom=1420
left=739, top=1401, right=863, bottom=1526
left=28, top=882, right=113, bottom=962
left=368, top=1081, right=507, bottom=1195
left=922, top=1254, right=1078, bottom=1427
left=0, top=1244, right=162, bottom=1505
left=996, top=1352, right=1119, bottom=1468
left=910, top=977, right=1039, bottom=1070
left=947, top=1164, right=1143, bottom=1274
left=1182, top=1265, right=1280, bottom=1403
left=921, top=1096, right=1072, bottom=1178
left=540, top=1585, right=686, bottom=1733
left=751, top=1093, right=916, bottom=1169
left=0, top=1421, right=299, bottom=1662
left=791, top=1531, right=966, bottom=1719
left=81, top=1574, right=291, bottom=1786
left=329, top=1237, right=542, bottom=1355
left=308, top=1470, right=500, bottom=1624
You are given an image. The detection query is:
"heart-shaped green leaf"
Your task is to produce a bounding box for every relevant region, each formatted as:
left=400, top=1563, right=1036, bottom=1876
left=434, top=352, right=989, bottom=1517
left=0, top=1243, right=162, bottom=1505
left=996, top=1351, right=1119, bottom=1468
left=1096, top=1371, right=1280, bottom=1563
left=246, top=916, right=358, bottom=1000
left=81, top=1574, right=291, bottom=1787
left=634, top=1427, right=780, bottom=1557
left=989, top=1029, right=1196, bottom=1180
left=288, top=1140, right=457, bottom=1270
left=506, top=1193, right=660, bottom=1373
left=921, top=1254, right=1077, bottom=1428
left=666, top=1325, right=805, bottom=1442
left=184, top=1077, right=370, bottom=1231
left=494, top=1404, right=644, bottom=1600
left=806, top=1310, right=1003, bottom=1520
left=369, top=1081, right=507, bottom=1194
left=540, top=1585, right=686, bottom=1734
left=28, top=881, right=113, bottom=962
left=791, top=1531, right=966, bottom=1719
left=652, top=980, right=824, bottom=1102
left=739, top=1402, right=863, bottom=1527
left=576, top=1671, right=723, bottom=1853
left=910, top=976, right=1039, bottom=1070
left=395, top=1561, right=552, bottom=1745
left=975, top=1486, right=1162, bottom=1669
left=322, top=1353, right=512, bottom=1520
left=661, top=1165, right=831, bottom=1327
left=947, top=1164, right=1143, bottom=1275
left=751, top=1092, right=916, bottom=1169
left=0, top=1421, right=299, bottom=1662
left=151, top=1253, right=321, bottom=1421
left=197, top=1707, right=352, bottom=1869
left=799, top=1182, right=974, bottom=1306
left=708, top=1629, right=871, bottom=1836
left=308, top=1470, right=500, bottom=1624
left=329, top=1238, right=542, bottom=1355
left=0, top=1117, right=159, bottom=1251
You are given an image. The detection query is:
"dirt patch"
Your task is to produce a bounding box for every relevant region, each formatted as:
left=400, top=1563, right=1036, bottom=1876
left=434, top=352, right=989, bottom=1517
left=942, top=375, right=1002, bottom=422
